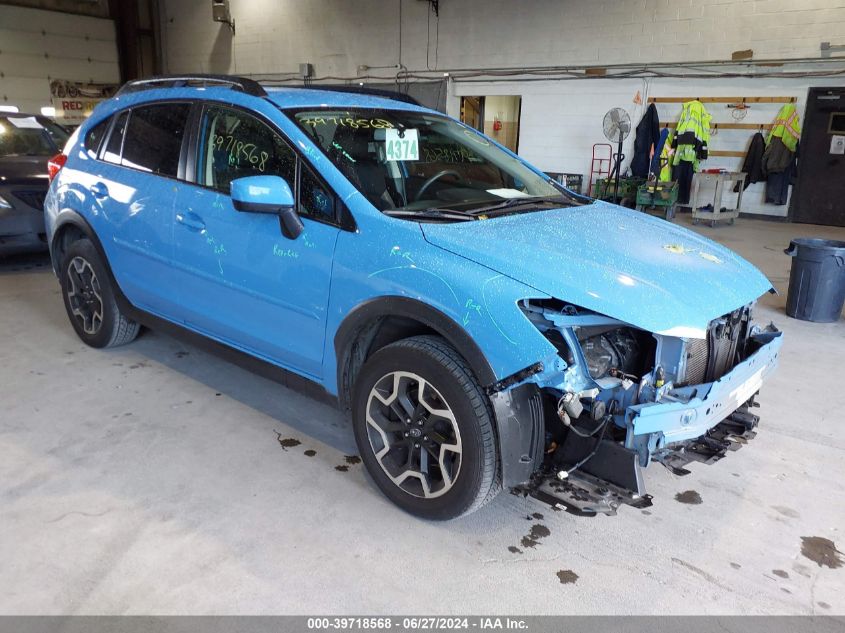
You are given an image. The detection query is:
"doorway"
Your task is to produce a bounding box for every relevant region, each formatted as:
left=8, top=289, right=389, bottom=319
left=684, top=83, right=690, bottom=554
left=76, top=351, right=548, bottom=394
left=460, top=95, right=522, bottom=153
left=792, top=87, right=845, bottom=226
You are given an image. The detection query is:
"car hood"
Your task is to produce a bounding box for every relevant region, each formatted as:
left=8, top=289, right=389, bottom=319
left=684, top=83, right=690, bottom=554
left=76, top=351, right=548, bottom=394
left=0, top=155, right=51, bottom=186
left=421, top=201, right=773, bottom=338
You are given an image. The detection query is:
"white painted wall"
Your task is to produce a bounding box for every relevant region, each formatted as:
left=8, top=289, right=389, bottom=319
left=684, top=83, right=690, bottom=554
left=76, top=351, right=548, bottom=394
left=0, top=4, right=120, bottom=115
left=452, top=74, right=845, bottom=217
left=162, top=0, right=845, bottom=76
left=160, top=0, right=845, bottom=217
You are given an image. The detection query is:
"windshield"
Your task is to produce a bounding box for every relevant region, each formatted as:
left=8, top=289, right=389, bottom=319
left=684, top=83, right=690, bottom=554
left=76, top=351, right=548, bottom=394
left=0, top=116, right=70, bottom=157
left=290, top=108, right=583, bottom=220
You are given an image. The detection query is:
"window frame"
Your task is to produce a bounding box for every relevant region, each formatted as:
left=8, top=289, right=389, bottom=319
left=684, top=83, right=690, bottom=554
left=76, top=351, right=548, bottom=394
left=95, top=99, right=194, bottom=183
left=84, top=116, right=112, bottom=159
left=186, top=100, right=354, bottom=231
left=100, top=110, right=129, bottom=165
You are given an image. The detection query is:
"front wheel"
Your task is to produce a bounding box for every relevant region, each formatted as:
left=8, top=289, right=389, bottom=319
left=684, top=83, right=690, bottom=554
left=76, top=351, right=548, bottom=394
left=351, top=336, right=499, bottom=520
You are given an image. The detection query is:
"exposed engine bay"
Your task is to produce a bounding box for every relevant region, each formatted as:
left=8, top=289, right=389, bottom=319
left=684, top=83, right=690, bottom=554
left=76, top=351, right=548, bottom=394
left=503, top=300, right=783, bottom=516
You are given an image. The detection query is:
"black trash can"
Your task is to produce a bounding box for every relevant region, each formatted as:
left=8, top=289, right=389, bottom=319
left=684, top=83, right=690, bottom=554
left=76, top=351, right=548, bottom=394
left=784, top=238, right=845, bottom=322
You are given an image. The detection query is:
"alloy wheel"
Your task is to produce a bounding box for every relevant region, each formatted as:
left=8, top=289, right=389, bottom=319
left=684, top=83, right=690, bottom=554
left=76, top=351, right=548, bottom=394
left=365, top=371, right=463, bottom=499
left=66, top=256, right=104, bottom=335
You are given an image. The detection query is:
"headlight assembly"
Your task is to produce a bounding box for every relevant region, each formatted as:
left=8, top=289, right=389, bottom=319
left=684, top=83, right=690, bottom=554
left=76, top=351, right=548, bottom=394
left=579, top=328, right=642, bottom=379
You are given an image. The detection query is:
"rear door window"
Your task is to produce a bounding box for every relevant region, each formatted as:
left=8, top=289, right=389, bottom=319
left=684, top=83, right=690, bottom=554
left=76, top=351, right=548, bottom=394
left=120, top=103, right=190, bottom=177
left=85, top=118, right=111, bottom=159
left=103, top=111, right=129, bottom=165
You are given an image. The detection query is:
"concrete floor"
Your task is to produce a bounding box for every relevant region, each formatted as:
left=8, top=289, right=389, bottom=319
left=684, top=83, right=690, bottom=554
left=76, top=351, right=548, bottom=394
left=1, top=216, right=843, bottom=615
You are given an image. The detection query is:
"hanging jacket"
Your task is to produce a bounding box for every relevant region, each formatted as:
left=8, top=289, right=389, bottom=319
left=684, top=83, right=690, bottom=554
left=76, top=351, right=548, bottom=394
left=658, top=129, right=674, bottom=181
left=762, top=136, right=794, bottom=175
left=765, top=142, right=798, bottom=206
left=767, top=103, right=800, bottom=152
left=734, top=132, right=766, bottom=192
left=648, top=127, right=672, bottom=180
left=672, top=100, right=711, bottom=170
left=631, top=103, right=660, bottom=177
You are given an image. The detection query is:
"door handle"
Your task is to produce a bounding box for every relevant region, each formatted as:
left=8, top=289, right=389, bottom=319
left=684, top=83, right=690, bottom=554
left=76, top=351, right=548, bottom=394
left=176, top=211, right=206, bottom=232
left=90, top=182, right=109, bottom=199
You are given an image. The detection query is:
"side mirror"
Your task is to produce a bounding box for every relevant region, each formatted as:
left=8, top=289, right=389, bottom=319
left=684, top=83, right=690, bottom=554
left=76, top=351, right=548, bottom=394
left=231, top=175, right=304, bottom=240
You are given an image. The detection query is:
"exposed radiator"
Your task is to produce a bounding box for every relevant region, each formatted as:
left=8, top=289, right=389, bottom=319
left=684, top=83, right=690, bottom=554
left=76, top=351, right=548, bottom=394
left=684, top=338, right=709, bottom=385
left=681, top=307, right=748, bottom=385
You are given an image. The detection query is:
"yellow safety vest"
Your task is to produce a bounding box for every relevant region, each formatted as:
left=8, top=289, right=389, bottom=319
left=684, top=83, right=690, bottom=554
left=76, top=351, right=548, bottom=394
left=672, top=100, right=712, bottom=171
left=768, top=104, right=800, bottom=152
left=659, top=130, right=674, bottom=181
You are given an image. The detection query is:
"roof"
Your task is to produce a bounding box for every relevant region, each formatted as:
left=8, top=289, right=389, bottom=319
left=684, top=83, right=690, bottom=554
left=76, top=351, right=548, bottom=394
left=86, top=82, right=438, bottom=128
left=263, top=87, right=430, bottom=112
left=112, top=75, right=431, bottom=113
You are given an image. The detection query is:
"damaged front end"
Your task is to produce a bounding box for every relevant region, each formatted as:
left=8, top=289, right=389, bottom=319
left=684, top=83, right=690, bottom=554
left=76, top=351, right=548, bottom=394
left=495, top=299, right=783, bottom=516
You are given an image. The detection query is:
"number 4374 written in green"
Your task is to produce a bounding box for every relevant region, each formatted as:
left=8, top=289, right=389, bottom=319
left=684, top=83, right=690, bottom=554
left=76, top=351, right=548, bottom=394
left=385, top=129, right=419, bottom=161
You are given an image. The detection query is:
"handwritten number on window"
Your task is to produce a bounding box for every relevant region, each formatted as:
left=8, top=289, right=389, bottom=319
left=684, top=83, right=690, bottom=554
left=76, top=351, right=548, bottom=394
left=212, top=133, right=270, bottom=172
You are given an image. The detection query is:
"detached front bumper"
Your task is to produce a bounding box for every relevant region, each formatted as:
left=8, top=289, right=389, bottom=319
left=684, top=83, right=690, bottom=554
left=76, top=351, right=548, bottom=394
left=626, top=328, right=783, bottom=463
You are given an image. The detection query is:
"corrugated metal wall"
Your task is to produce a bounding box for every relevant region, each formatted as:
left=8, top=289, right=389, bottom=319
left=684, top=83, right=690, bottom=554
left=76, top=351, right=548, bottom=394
left=0, top=4, right=120, bottom=114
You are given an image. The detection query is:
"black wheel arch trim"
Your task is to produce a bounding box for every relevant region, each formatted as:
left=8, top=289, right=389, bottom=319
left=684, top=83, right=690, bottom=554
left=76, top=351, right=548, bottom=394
left=51, top=212, right=136, bottom=317
left=52, top=213, right=108, bottom=273
left=334, top=296, right=497, bottom=406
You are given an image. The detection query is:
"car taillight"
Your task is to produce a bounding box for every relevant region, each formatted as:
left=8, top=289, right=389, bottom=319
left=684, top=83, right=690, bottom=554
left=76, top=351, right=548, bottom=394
left=47, top=153, right=67, bottom=183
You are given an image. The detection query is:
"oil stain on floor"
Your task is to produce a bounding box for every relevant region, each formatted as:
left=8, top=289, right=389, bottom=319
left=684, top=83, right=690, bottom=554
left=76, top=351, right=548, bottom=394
left=556, top=570, right=579, bottom=585
left=522, top=524, right=551, bottom=549
left=675, top=490, right=703, bottom=505
left=335, top=456, right=362, bottom=472
left=800, top=536, right=843, bottom=569
left=304, top=449, right=317, bottom=457
left=274, top=432, right=301, bottom=451
left=508, top=523, right=552, bottom=554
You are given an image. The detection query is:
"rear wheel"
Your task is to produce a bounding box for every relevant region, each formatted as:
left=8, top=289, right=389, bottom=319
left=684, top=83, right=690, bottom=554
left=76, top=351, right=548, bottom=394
left=351, top=335, right=499, bottom=520
left=60, top=238, right=139, bottom=348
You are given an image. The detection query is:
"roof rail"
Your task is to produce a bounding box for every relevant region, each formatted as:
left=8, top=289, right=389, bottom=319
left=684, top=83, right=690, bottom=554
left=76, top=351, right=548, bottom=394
left=261, top=82, right=422, bottom=106
left=115, top=74, right=267, bottom=98
left=115, top=74, right=422, bottom=106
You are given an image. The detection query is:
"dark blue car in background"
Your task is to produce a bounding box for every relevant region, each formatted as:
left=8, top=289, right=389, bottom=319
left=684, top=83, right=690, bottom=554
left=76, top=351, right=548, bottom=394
left=0, top=112, right=69, bottom=254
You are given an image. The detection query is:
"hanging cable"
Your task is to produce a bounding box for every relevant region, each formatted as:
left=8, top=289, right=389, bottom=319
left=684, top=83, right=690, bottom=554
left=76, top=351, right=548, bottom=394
left=398, top=0, right=403, bottom=67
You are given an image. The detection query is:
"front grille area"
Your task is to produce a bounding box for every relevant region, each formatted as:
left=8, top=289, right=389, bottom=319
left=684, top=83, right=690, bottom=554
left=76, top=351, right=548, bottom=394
left=681, top=307, right=749, bottom=385
left=12, top=189, right=47, bottom=211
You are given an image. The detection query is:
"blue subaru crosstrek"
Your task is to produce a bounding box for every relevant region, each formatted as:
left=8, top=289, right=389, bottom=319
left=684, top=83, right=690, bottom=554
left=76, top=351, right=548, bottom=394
left=45, top=75, right=782, bottom=519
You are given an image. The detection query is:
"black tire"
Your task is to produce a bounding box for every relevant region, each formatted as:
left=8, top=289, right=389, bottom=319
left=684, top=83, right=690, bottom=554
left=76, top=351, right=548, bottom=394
left=60, top=238, right=140, bottom=348
left=351, top=335, right=499, bottom=520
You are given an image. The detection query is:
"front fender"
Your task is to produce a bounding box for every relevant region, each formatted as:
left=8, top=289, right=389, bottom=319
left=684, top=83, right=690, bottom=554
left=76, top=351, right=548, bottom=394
left=325, top=219, right=561, bottom=396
